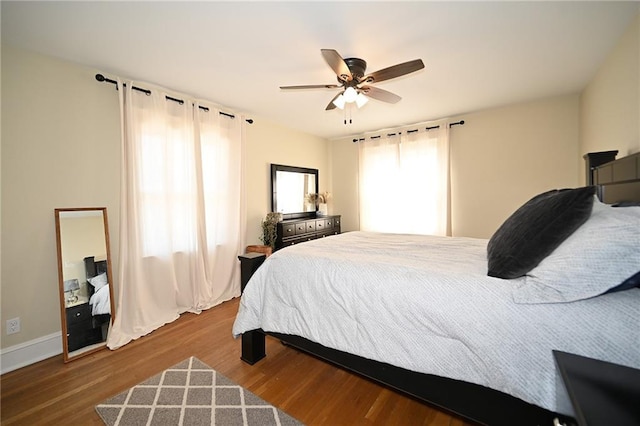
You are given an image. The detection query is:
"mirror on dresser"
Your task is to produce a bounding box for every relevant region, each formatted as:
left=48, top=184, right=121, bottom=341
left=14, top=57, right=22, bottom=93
left=55, top=207, right=115, bottom=362
left=271, top=164, right=319, bottom=220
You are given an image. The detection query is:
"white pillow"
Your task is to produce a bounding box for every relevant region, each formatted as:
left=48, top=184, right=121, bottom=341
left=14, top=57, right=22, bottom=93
left=513, top=199, right=640, bottom=304
left=88, top=272, right=108, bottom=291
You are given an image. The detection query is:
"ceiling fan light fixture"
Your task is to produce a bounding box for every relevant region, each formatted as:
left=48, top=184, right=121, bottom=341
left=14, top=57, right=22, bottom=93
left=332, top=94, right=346, bottom=109
left=343, top=86, right=358, bottom=103
left=355, top=92, right=369, bottom=108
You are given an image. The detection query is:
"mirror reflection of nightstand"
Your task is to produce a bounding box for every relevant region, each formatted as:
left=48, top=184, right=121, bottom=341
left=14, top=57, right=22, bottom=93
left=65, top=295, right=89, bottom=308
left=65, top=299, right=101, bottom=352
left=554, top=350, right=640, bottom=426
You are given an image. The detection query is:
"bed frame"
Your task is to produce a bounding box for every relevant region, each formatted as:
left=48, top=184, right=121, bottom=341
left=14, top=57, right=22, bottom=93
left=239, top=152, right=640, bottom=426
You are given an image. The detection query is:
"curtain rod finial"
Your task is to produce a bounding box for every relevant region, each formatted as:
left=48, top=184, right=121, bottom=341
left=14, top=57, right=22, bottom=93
left=95, top=74, right=105, bottom=82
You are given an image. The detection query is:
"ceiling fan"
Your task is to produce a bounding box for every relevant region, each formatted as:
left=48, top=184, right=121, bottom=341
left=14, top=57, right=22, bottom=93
left=280, top=49, right=425, bottom=111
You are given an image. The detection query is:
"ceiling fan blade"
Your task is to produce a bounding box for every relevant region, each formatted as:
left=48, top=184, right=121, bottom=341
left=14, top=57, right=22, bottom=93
left=321, top=49, right=352, bottom=82
left=360, top=86, right=402, bottom=104
left=361, top=59, right=424, bottom=84
left=325, top=92, right=343, bottom=110
left=280, top=84, right=341, bottom=90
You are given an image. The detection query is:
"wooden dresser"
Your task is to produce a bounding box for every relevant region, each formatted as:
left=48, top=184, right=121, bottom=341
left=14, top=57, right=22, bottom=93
left=275, top=215, right=341, bottom=250
left=593, top=151, right=640, bottom=203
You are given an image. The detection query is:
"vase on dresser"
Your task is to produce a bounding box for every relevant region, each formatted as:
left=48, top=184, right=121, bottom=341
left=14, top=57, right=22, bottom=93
left=317, top=203, right=328, bottom=216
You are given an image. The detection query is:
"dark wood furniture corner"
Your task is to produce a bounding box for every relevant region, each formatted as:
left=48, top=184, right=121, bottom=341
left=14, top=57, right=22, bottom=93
left=593, top=151, right=640, bottom=202
left=553, top=350, right=640, bottom=426
left=584, top=151, right=618, bottom=185
left=238, top=252, right=266, bottom=294
left=275, top=215, right=341, bottom=251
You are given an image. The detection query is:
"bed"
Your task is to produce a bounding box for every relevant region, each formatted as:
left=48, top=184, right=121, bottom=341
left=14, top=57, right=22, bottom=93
left=84, top=256, right=112, bottom=328
left=233, top=153, right=640, bottom=425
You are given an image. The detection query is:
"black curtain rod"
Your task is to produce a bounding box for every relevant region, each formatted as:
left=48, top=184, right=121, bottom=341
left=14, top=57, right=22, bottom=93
left=95, top=74, right=253, bottom=124
left=352, top=120, right=465, bottom=143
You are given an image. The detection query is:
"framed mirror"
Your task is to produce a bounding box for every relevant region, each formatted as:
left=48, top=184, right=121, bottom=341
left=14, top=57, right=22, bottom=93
left=55, top=207, right=115, bottom=362
left=271, top=164, right=319, bottom=220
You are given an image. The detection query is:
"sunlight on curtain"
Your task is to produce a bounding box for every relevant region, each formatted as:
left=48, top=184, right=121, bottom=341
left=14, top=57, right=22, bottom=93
left=358, top=125, right=449, bottom=235
left=108, top=80, right=246, bottom=349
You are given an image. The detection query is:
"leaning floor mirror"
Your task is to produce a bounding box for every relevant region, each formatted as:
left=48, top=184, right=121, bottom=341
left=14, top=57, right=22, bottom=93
left=55, top=207, right=116, bottom=362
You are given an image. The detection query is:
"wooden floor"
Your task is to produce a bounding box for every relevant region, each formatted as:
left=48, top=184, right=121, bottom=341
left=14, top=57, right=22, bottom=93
left=1, top=297, right=475, bottom=426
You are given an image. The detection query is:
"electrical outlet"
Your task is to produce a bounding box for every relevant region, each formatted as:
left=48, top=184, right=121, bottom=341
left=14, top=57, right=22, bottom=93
left=7, top=317, right=20, bottom=335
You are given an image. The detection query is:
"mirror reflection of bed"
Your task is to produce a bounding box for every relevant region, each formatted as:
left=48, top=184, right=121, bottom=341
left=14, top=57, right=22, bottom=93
left=55, top=208, right=115, bottom=362
left=82, top=256, right=112, bottom=342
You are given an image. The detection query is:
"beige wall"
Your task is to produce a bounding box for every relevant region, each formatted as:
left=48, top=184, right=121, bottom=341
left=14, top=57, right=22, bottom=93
left=244, top=119, right=329, bottom=246
left=450, top=95, right=580, bottom=238
left=331, top=94, right=580, bottom=239
left=0, top=45, right=329, bottom=350
left=580, top=13, right=640, bottom=166
left=1, top=45, right=121, bottom=349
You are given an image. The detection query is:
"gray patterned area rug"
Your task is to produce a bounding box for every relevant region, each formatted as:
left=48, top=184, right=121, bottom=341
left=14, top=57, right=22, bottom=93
left=95, top=357, right=302, bottom=426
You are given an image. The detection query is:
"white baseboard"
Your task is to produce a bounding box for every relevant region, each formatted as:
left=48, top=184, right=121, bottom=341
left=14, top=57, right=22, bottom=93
left=1, top=332, right=62, bottom=375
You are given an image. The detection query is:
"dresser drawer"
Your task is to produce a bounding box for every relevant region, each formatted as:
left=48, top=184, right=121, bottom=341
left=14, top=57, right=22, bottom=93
left=66, top=303, right=92, bottom=326
left=315, top=219, right=326, bottom=232
left=295, top=222, right=307, bottom=235
left=306, top=221, right=316, bottom=232
left=280, top=223, right=296, bottom=238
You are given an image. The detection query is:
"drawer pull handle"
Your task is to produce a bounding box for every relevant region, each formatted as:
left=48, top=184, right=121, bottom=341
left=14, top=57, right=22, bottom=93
left=75, top=312, right=81, bottom=317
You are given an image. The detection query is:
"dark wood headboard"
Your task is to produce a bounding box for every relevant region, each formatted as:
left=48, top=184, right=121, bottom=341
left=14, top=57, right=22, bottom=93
left=593, top=151, right=640, bottom=203
left=84, top=256, right=108, bottom=297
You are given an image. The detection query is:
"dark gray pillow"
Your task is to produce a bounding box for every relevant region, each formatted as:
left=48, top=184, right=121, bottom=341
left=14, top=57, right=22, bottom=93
left=487, top=186, right=596, bottom=279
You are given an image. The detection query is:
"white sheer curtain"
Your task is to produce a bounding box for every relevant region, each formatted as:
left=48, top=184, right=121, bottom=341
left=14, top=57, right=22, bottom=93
left=358, top=124, right=450, bottom=235
left=108, top=80, right=246, bottom=349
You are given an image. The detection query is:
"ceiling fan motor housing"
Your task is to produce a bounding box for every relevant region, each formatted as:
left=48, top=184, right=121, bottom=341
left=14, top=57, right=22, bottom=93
left=341, top=58, right=367, bottom=82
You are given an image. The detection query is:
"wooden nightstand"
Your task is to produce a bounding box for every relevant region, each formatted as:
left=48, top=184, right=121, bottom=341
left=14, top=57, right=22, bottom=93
left=66, top=302, right=102, bottom=352
left=553, top=350, right=640, bottom=426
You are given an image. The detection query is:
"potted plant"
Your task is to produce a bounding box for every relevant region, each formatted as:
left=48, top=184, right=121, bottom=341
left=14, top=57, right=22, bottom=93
left=259, top=212, right=280, bottom=250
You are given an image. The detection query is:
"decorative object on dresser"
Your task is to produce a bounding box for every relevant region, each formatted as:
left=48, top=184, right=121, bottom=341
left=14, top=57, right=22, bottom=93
left=305, top=191, right=331, bottom=216
left=275, top=215, right=341, bottom=250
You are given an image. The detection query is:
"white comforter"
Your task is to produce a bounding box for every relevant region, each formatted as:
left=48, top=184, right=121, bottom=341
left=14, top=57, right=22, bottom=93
left=232, top=231, right=640, bottom=413
left=89, top=284, right=111, bottom=316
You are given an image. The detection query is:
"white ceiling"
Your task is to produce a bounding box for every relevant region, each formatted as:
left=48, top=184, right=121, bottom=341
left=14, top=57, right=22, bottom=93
left=2, top=1, right=638, bottom=140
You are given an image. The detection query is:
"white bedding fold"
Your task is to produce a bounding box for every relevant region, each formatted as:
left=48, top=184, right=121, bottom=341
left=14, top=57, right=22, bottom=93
left=89, top=284, right=111, bottom=316
left=232, top=231, right=640, bottom=413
